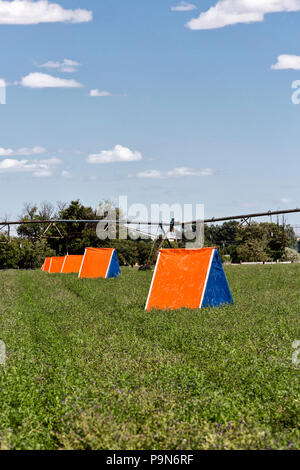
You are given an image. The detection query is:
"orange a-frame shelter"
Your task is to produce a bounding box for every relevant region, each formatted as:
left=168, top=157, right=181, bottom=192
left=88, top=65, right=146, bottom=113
left=61, top=255, right=84, bottom=274
left=49, top=256, right=66, bottom=274
left=145, top=248, right=233, bottom=311
left=41, top=257, right=51, bottom=272
left=78, top=248, right=120, bottom=279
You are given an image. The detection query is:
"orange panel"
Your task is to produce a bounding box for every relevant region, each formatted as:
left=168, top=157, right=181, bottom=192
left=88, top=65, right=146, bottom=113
left=49, top=257, right=66, bottom=274
left=42, top=257, right=51, bottom=272
left=61, top=255, right=83, bottom=274
left=145, top=248, right=215, bottom=311
left=79, top=248, right=114, bottom=279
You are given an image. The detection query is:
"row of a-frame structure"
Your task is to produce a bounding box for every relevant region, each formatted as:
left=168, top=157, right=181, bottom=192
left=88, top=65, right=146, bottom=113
left=42, top=247, right=233, bottom=311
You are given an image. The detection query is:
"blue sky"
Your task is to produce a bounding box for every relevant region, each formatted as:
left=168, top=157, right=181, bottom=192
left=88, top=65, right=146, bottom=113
left=0, top=0, right=300, bottom=225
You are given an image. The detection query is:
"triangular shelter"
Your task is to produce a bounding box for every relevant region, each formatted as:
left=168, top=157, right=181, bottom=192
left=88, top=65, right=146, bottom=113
left=49, top=256, right=66, bottom=274
left=78, top=248, right=121, bottom=279
left=41, top=257, right=51, bottom=272
left=145, top=248, right=233, bottom=311
left=61, top=255, right=84, bottom=274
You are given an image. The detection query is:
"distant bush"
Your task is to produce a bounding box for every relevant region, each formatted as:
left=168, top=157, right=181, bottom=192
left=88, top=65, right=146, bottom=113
left=0, top=237, right=55, bottom=270
left=284, top=247, right=300, bottom=262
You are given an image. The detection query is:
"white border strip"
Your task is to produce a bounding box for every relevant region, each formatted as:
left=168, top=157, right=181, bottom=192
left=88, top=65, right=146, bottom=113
left=199, top=248, right=215, bottom=309
left=78, top=249, right=87, bottom=279
left=61, top=255, right=68, bottom=273
left=145, top=252, right=161, bottom=311
left=105, top=249, right=115, bottom=279
left=45, top=258, right=50, bottom=273
left=48, top=257, right=53, bottom=273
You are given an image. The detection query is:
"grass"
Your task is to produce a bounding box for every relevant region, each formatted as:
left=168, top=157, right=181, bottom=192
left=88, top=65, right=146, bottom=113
left=0, top=265, right=299, bottom=450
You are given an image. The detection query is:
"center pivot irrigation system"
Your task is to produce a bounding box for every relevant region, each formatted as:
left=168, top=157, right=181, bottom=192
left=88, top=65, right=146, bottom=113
left=0, top=207, right=299, bottom=233
left=1, top=207, right=299, bottom=268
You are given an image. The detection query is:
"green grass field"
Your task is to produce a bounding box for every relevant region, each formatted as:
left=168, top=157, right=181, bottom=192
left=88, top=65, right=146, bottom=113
left=0, top=265, right=299, bottom=450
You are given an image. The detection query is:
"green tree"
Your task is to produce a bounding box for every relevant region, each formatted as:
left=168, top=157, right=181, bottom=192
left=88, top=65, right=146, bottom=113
left=18, top=239, right=55, bottom=269
left=236, top=238, right=269, bottom=263
left=232, top=222, right=289, bottom=263
left=0, top=237, right=21, bottom=269
left=285, top=224, right=298, bottom=250
left=17, top=202, right=55, bottom=239
left=261, top=222, right=288, bottom=261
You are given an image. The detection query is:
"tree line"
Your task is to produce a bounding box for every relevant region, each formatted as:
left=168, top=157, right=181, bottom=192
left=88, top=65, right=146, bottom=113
left=0, top=200, right=298, bottom=269
left=204, top=221, right=298, bottom=263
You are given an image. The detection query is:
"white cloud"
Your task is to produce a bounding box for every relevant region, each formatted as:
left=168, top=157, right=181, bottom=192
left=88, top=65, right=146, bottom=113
left=90, top=89, right=112, bottom=97
left=89, top=89, right=127, bottom=97
left=0, top=157, right=61, bottom=177
left=0, top=146, right=46, bottom=156
left=136, top=170, right=164, bottom=179
left=280, top=197, right=291, bottom=204
left=167, top=167, right=214, bottom=177
left=171, top=2, right=197, bottom=12
left=36, top=59, right=81, bottom=73
left=186, top=0, right=300, bottom=30
left=61, top=170, right=71, bottom=178
left=0, top=78, right=5, bottom=87
left=271, top=54, right=300, bottom=70
left=20, top=72, right=83, bottom=88
left=136, top=167, right=214, bottom=179
left=0, top=0, right=92, bottom=25
left=87, top=145, right=143, bottom=164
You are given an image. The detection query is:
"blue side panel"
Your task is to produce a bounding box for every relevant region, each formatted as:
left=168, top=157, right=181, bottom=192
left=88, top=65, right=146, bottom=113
left=202, top=250, right=233, bottom=308
left=106, top=250, right=121, bottom=279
